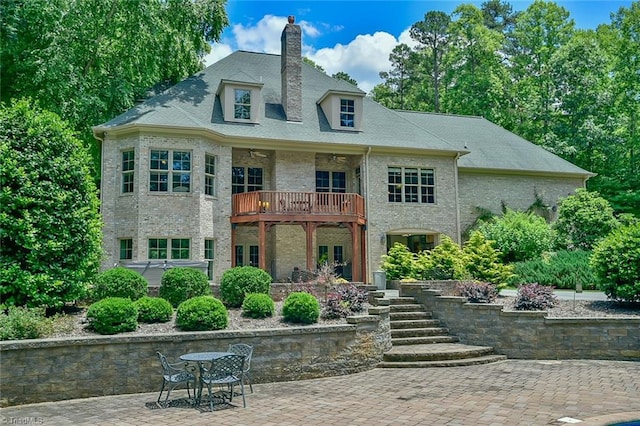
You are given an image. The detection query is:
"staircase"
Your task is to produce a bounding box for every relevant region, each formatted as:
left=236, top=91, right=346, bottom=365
left=377, top=294, right=507, bottom=368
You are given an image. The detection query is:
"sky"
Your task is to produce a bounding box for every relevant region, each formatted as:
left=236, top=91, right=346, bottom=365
left=204, top=1, right=634, bottom=93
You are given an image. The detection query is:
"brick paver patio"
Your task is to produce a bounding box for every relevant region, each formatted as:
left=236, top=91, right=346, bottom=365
left=1, top=360, right=639, bottom=425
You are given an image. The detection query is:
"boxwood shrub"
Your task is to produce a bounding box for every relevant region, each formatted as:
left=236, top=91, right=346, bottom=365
left=90, top=267, right=148, bottom=302
left=86, top=297, right=138, bottom=335
left=220, top=266, right=272, bottom=308
left=282, top=292, right=320, bottom=324
left=159, top=267, right=211, bottom=307
left=133, top=296, right=173, bottom=323
left=241, top=293, right=275, bottom=318
left=175, top=296, right=228, bottom=331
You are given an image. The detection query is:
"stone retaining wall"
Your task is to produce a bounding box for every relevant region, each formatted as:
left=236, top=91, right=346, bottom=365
left=401, top=283, right=640, bottom=361
left=0, top=306, right=390, bottom=407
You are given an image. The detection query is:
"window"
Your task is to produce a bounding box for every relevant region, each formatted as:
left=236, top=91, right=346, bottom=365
left=232, top=166, right=263, bottom=194
left=171, top=239, right=190, bottom=259
left=149, top=150, right=191, bottom=193
left=234, top=89, right=251, bottom=120
left=235, top=245, right=259, bottom=267
left=148, top=239, right=167, bottom=259
left=205, top=154, right=216, bottom=196
left=119, top=239, right=133, bottom=260
left=148, top=238, right=190, bottom=259
left=316, top=171, right=346, bottom=193
left=388, top=167, right=435, bottom=204
left=122, top=150, right=134, bottom=193
left=340, top=99, right=355, bottom=127
left=205, top=239, right=214, bottom=280
left=318, top=245, right=329, bottom=264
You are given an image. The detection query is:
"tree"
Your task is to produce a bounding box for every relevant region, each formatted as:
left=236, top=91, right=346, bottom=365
left=0, top=0, right=229, bottom=174
left=554, top=189, right=619, bottom=251
left=331, top=71, right=358, bottom=87
left=410, top=11, right=452, bottom=112
left=444, top=4, right=510, bottom=122
left=509, top=0, right=575, bottom=149
left=303, top=57, right=326, bottom=73
left=0, top=99, right=102, bottom=308
left=481, top=0, right=519, bottom=33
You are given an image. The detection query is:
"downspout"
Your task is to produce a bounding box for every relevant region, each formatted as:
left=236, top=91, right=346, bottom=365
left=365, top=146, right=372, bottom=283
left=453, top=152, right=461, bottom=243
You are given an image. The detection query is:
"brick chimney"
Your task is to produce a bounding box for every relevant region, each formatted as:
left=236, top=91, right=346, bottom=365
left=281, top=16, right=302, bottom=122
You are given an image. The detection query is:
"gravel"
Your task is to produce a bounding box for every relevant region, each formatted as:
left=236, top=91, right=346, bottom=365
left=49, top=297, right=639, bottom=339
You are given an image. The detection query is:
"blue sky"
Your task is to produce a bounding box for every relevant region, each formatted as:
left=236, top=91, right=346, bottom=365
left=205, top=1, right=633, bottom=93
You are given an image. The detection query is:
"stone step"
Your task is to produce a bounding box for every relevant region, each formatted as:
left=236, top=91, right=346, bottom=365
left=389, top=311, right=432, bottom=321
left=382, top=343, right=497, bottom=363
left=388, top=297, right=419, bottom=304
left=390, top=327, right=450, bottom=338
left=378, top=355, right=508, bottom=368
left=392, top=335, right=460, bottom=345
left=389, top=304, right=425, bottom=312
left=390, top=319, right=441, bottom=329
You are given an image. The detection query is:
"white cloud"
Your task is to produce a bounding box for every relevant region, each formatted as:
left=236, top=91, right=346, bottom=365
left=306, top=31, right=406, bottom=94
left=203, top=43, right=233, bottom=67
left=231, top=15, right=320, bottom=54
left=208, top=14, right=417, bottom=94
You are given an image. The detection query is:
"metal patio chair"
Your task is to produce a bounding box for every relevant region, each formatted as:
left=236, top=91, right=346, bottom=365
left=227, top=343, right=254, bottom=393
left=156, top=351, right=196, bottom=407
left=199, top=354, right=246, bottom=411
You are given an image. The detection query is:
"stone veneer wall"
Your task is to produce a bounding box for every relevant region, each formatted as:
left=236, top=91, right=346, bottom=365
left=0, top=306, right=390, bottom=407
left=400, top=283, right=640, bottom=361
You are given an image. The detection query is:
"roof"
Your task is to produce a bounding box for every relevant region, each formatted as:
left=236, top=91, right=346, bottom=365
left=397, top=111, right=594, bottom=177
left=95, top=50, right=592, bottom=178
left=95, top=51, right=458, bottom=155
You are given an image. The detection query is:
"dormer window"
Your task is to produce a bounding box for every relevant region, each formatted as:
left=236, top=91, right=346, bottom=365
left=340, top=99, right=355, bottom=128
left=217, top=79, right=263, bottom=124
left=234, top=89, right=251, bottom=119
left=317, top=90, right=365, bottom=131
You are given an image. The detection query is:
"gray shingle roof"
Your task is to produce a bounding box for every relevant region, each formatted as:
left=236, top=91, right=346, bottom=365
left=95, top=50, right=592, bottom=177
left=397, top=111, right=593, bottom=177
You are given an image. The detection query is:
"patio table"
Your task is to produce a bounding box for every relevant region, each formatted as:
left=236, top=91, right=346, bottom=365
left=179, top=352, right=234, bottom=405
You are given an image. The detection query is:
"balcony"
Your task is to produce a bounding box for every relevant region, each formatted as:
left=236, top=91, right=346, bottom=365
left=231, top=191, right=366, bottom=224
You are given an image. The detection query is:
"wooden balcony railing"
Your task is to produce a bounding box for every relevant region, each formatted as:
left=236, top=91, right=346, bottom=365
left=232, top=191, right=365, bottom=219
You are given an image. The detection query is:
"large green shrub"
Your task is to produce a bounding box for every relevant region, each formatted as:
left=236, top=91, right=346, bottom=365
left=241, top=293, right=275, bottom=319
left=282, top=292, right=320, bottom=324
left=0, top=99, right=102, bottom=308
left=175, top=296, right=228, bottom=331
left=414, top=236, right=467, bottom=280
left=219, top=266, right=272, bottom=308
left=133, top=296, right=173, bottom=323
left=554, top=189, right=619, bottom=251
left=159, top=267, right=211, bottom=307
left=0, top=306, right=53, bottom=340
left=86, top=297, right=138, bottom=335
left=91, top=267, right=148, bottom=302
left=590, top=223, right=640, bottom=302
left=476, top=209, right=554, bottom=262
left=462, top=231, right=514, bottom=288
left=509, top=250, right=597, bottom=290
left=381, top=243, right=416, bottom=280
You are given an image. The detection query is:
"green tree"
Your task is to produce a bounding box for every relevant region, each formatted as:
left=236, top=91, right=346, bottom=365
left=463, top=231, right=514, bottom=288
left=380, top=243, right=415, bottom=280
left=0, top=99, right=102, bottom=308
left=476, top=209, right=554, bottom=262
left=590, top=222, right=640, bottom=302
left=0, top=0, right=229, bottom=174
left=444, top=4, right=510, bottom=122
left=509, top=0, right=575, bottom=149
left=331, top=71, right=358, bottom=87
left=481, top=0, right=519, bottom=33
left=410, top=11, right=452, bottom=112
left=554, top=189, right=619, bottom=251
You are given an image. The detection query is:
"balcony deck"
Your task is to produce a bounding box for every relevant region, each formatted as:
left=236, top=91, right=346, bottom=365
left=231, top=191, right=366, bottom=225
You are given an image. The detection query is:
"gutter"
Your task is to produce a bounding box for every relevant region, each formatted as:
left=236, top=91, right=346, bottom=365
left=365, top=146, right=372, bottom=283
